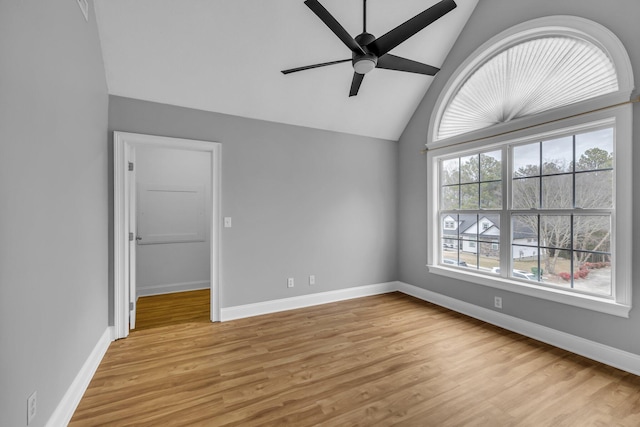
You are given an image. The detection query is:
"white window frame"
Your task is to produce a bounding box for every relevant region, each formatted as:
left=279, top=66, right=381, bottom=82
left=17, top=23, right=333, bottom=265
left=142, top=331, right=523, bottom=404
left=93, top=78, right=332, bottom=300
left=426, top=17, right=634, bottom=318
left=428, top=106, right=632, bottom=318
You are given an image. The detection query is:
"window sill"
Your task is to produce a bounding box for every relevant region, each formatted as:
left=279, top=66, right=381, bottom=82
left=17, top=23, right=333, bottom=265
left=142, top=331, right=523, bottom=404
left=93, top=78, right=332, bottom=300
left=426, top=265, right=631, bottom=318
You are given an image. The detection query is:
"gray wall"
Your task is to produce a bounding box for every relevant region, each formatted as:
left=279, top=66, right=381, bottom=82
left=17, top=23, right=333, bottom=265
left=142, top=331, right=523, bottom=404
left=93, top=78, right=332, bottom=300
left=136, top=147, right=211, bottom=296
left=0, top=1, right=109, bottom=426
left=398, top=0, right=640, bottom=355
left=109, top=96, right=398, bottom=309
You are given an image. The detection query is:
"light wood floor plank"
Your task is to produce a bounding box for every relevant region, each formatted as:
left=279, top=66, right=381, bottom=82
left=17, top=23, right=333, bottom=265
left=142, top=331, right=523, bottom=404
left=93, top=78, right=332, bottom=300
left=70, top=292, right=640, bottom=426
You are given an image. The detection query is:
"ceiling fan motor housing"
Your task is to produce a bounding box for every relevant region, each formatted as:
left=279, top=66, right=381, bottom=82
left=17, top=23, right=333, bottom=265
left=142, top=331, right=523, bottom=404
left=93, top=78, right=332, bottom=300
left=353, top=32, right=378, bottom=74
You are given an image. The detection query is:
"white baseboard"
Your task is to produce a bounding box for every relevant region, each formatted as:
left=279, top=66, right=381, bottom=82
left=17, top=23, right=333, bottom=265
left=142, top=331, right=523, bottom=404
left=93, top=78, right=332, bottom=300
left=221, top=281, right=397, bottom=321
left=396, top=281, right=640, bottom=376
left=46, top=327, right=113, bottom=427
left=137, top=280, right=210, bottom=297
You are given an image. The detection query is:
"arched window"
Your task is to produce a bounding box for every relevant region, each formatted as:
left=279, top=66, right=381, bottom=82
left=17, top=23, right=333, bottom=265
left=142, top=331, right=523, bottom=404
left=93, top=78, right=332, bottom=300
left=426, top=16, right=634, bottom=317
left=438, top=36, right=618, bottom=140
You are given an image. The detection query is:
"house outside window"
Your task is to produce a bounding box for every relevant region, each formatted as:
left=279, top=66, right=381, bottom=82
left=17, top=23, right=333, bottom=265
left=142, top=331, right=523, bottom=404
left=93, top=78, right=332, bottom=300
left=426, top=16, right=634, bottom=317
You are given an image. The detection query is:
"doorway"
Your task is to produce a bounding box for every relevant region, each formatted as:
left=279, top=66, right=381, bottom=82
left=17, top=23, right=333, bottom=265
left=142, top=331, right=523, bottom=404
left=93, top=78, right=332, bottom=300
left=114, top=132, right=221, bottom=339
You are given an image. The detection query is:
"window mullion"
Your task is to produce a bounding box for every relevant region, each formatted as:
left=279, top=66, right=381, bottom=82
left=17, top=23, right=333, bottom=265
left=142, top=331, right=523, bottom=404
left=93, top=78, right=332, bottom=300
left=501, top=146, right=510, bottom=278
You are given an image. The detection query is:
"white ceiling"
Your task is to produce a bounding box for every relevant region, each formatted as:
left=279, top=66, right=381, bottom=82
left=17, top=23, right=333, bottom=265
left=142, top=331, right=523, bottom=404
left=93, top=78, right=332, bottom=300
left=94, top=0, right=477, bottom=141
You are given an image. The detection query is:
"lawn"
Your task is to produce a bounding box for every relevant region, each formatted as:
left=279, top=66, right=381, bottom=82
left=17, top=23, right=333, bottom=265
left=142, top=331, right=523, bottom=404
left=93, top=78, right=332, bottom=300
left=445, top=249, right=611, bottom=296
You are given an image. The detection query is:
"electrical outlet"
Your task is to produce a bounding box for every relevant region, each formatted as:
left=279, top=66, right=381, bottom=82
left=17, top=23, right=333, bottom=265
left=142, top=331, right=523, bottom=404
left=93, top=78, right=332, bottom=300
left=309, top=275, right=316, bottom=285
left=287, top=278, right=294, bottom=288
left=27, top=391, right=37, bottom=425
left=494, top=296, right=503, bottom=309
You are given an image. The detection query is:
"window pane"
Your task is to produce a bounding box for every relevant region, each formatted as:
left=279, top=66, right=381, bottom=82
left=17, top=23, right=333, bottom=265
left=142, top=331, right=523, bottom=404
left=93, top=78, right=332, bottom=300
left=512, top=177, right=539, bottom=209
left=539, top=216, right=576, bottom=283
left=574, top=215, right=610, bottom=252
left=479, top=242, right=500, bottom=270
left=540, top=215, right=572, bottom=250
left=480, top=182, right=502, bottom=209
left=442, top=238, right=458, bottom=250
left=441, top=186, right=459, bottom=210
left=441, top=158, right=460, bottom=185
left=460, top=183, right=479, bottom=209
left=512, top=215, right=539, bottom=277
left=542, top=175, right=572, bottom=209
left=544, top=248, right=572, bottom=284
left=573, top=252, right=612, bottom=296
left=442, top=214, right=458, bottom=234
left=441, top=214, right=464, bottom=267
left=460, top=213, right=479, bottom=240
left=460, top=155, right=479, bottom=183
left=442, top=232, right=468, bottom=267
left=512, top=215, right=537, bottom=245
left=442, top=214, right=459, bottom=252
left=513, top=143, right=539, bottom=178
left=576, top=170, right=613, bottom=209
left=575, top=128, right=613, bottom=172
left=478, top=214, right=500, bottom=241
left=442, top=240, right=461, bottom=260
left=480, top=151, right=502, bottom=181
left=542, top=136, right=573, bottom=174
left=442, top=214, right=458, bottom=229
left=511, top=250, right=540, bottom=282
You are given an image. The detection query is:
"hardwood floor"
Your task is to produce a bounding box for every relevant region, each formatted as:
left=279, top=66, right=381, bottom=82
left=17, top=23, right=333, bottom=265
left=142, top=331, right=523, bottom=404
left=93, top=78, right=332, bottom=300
left=134, top=289, right=210, bottom=330
left=70, top=292, right=640, bottom=426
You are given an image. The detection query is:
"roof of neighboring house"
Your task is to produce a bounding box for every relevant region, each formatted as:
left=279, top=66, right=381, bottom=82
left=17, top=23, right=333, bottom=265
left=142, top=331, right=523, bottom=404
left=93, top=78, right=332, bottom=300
left=442, top=213, right=537, bottom=241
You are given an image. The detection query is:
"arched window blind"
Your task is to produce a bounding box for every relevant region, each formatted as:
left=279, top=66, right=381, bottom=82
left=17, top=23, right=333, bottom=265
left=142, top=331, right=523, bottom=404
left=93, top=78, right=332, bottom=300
left=437, top=36, right=619, bottom=141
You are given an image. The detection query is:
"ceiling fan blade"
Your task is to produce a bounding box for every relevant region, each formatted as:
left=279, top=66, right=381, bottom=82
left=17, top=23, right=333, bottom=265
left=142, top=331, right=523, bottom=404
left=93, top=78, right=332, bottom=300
left=305, top=0, right=366, bottom=55
left=281, top=59, right=351, bottom=75
left=368, top=0, right=457, bottom=57
left=349, top=72, right=365, bottom=97
left=377, top=54, right=440, bottom=75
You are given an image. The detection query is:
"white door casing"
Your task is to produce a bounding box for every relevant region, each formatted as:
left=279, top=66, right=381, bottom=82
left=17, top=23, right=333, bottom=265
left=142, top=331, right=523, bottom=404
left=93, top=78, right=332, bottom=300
left=113, top=132, right=222, bottom=339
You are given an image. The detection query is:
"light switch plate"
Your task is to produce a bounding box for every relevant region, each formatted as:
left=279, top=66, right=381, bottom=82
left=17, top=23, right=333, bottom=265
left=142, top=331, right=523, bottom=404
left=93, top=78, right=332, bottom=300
left=224, top=217, right=232, bottom=228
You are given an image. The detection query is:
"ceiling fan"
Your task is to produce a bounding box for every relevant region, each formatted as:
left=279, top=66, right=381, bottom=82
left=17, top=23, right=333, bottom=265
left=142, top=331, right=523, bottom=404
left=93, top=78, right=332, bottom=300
left=281, top=0, right=457, bottom=97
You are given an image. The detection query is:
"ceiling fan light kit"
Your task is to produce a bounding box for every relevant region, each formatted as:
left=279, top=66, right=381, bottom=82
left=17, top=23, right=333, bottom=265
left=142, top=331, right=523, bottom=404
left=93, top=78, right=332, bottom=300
left=354, top=58, right=377, bottom=74
left=282, top=0, right=458, bottom=96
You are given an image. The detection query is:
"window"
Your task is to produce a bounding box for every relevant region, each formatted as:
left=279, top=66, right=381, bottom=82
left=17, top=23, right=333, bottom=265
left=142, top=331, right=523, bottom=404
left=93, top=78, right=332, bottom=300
left=438, top=123, right=615, bottom=292
left=426, top=17, right=633, bottom=317
left=436, top=36, right=619, bottom=141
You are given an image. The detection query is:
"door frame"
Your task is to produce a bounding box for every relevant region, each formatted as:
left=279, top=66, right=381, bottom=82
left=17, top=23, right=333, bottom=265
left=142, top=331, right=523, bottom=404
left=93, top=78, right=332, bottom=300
left=113, top=131, right=222, bottom=339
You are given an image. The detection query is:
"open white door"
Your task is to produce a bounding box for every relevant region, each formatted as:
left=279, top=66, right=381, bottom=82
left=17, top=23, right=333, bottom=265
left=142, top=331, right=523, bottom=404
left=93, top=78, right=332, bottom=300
left=114, top=132, right=222, bottom=340
left=128, top=145, right=137, bottom=330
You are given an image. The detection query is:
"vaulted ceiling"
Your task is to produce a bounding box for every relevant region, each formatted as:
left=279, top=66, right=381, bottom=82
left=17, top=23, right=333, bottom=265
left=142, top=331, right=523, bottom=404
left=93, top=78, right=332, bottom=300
left=94, top=0, right=478, bottom=140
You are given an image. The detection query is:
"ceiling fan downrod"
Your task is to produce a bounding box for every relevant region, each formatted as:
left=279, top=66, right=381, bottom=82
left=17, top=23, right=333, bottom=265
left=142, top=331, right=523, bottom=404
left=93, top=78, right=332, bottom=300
left=363, top=0, right=367, bottom=33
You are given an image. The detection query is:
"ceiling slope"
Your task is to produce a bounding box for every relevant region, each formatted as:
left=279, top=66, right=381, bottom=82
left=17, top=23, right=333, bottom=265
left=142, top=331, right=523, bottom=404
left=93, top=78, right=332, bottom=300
left=95, top=0, right=477, bottom=140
